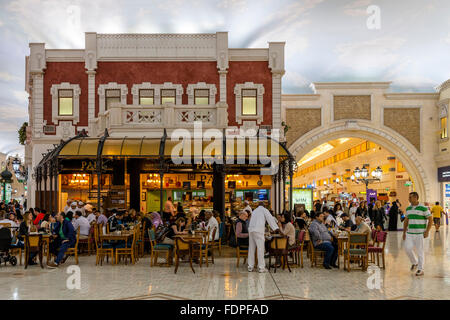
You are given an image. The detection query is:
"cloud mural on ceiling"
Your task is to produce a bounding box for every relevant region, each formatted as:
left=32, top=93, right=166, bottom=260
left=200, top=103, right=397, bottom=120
left=0, top=0, right=448, bottom=157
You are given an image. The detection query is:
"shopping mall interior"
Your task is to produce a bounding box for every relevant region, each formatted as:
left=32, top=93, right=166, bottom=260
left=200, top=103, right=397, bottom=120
left=292, top=138, right=414, bottom=210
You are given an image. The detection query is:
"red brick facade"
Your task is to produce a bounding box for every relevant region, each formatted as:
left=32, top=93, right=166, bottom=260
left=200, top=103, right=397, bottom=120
left=42, top=60, right=273, bottom=129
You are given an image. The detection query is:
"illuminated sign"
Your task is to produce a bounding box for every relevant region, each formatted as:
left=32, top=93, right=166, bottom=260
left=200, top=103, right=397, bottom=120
left=292, top=188, right=313, bottom=212
left=438, top=166, right=450, bottom=182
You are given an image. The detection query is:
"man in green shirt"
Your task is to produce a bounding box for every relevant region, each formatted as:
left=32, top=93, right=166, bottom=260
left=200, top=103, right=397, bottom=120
left=402, top=192, right=432, bottom=276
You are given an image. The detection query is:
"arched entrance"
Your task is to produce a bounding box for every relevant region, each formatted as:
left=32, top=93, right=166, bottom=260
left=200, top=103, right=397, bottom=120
left=288, top=122, right=431, bottom=201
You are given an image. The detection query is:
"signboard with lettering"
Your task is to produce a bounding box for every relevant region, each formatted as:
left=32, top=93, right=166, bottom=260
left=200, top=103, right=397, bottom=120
left=292, top=188, right=313, bottom=212
left=438, top=166, right=450, bottom=182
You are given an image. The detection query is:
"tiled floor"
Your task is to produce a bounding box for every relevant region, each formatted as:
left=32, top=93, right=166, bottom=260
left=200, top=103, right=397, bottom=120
left=0, top=226, right=449, bottom=300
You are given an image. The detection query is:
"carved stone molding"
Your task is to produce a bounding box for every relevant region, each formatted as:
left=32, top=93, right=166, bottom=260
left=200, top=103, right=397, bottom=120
left=234, top=82, right=265, bottom=125
left=186, top=82, right=217, bottom=105
left=384, top=107, right=421, bottom=152
left=98, top=82, right=128, bottom=114
left=285, top=108, right=321, bottom=147
left=50, top=82, right=81, bottom=125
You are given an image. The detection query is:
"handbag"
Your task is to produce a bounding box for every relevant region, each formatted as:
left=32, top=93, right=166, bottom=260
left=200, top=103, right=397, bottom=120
left=155, top=225, right=170, bottom=242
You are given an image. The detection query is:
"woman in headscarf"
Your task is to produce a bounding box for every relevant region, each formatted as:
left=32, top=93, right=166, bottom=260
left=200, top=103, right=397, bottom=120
left=149, top=211, right=163, bottom=229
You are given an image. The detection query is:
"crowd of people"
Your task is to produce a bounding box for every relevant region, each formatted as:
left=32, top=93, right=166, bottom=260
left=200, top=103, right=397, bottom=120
left=0, top=192, right=446, bottom=274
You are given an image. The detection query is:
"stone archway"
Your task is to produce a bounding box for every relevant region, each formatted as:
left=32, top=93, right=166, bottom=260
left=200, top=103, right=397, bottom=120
left=288, top=121, right=431, bottom=201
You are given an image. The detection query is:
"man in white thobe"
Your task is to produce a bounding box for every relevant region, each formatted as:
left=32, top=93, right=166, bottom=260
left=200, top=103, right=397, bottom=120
left=205, top=211, right=219, bottom=241
left=247, top=201, right=279, bottom=273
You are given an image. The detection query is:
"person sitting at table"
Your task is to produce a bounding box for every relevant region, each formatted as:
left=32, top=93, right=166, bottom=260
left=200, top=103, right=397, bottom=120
left=236, top=211, right=249, bottom=247
left=33, top=209, right=45, bottom=226
left=38, top=214, right=51, bottom=233
left=149, top=211, right=163, bottom=229
left=96, top=209, right=108, bottom=227
left=196, top=210, right=206, bottom=230
left=66, top=202, right=78, bottom=217
left=162, top=217, right=188, bottom=245
left=324, top=209, right=338, bottom=229
left=108, top=210, right=125, bottom=232
left=128, top=209, right=138, bottom=223
left=277, top=212, right=296, bottom=248
left=72, top=211, right=91, bottom=239
left=47, top=212, right=76, bottom=268
left=205, top=211, right=219, bottom=241
left=76, top=201, right=86, bottom=217
left=354, top=216, right=373, bottom=245
left=295, top=211, right=308, bottom=230
left=15, top=211, right=39, bottom=265
left=86, top=208, right=96, bottom=224
left=339, top=213, right=356, bottom=232
left=308, top=212, right=338, bottom=269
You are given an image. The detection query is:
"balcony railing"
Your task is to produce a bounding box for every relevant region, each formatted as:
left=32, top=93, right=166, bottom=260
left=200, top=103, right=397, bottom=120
left=91, top=102, right=228, bottom=137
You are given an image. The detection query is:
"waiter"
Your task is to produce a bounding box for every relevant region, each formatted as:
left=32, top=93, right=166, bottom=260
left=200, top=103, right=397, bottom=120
left=247, top=201, right=279, bottom=273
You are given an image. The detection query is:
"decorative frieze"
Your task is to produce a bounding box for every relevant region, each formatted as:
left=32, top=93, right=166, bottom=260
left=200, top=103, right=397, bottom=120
left=384, top=107, right=421, bottom=152
left=285, top=108, right=322, bottom=147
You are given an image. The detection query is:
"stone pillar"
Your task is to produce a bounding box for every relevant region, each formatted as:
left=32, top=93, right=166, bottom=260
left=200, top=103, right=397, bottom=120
left=268, top=42, right=285, bottom=134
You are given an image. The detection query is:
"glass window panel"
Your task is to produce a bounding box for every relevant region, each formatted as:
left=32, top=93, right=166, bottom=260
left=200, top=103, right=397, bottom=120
left=139, top=97, right=154, bottom=105
left=59, top=97, right=73, bottom=116
left=195, top=97, right=209, bottom=105
left=161, top=97, right=175, bottom=104
left=242, top=97, right=257, bottom=115
left=105, top=97, right=120, bottom=110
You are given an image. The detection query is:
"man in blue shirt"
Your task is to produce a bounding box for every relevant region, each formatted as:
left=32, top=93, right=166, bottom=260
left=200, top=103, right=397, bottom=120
left=47, top=212, right=76, bottom=268
left=308, top=212, right=338, bottom=269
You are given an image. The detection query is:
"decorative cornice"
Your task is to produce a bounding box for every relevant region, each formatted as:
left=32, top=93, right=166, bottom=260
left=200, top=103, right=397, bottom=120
left=312, top=82, right=392, bottom=92
left=282, top=94, right=320, bottom=101
left=383, top=93, right=439, bottom=100
left=435, top=79, right=450, bottom=93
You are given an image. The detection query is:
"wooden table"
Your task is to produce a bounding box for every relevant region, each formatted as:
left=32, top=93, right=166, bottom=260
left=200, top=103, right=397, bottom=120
left=29, top=233, right=53, bottom=263
left=333, top=233, right=349, bottom=268
left=100, top=232, right=134, bottom=242
left=173, top=234, right=203, bottom=242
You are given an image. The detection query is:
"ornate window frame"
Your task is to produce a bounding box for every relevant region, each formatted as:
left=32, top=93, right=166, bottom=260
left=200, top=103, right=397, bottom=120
left=131, top=82, right=159, bottom=105
left=160, top=82, right=183, bottom=105
left=234, top=82, right=264, bottom=124
left=50, top=82, right=81, bottom=125
left=186, top=82, right=217, bottom=105
left=439, top=101, right=449, bottom=141
left=98, top=82, right=128, bottom=114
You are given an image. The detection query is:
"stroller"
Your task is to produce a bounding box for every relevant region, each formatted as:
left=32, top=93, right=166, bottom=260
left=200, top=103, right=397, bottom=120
left=0, top=227, right=18, bottom=266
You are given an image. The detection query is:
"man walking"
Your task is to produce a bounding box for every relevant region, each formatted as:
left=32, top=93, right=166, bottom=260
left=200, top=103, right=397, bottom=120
left=247, top=201, right=279, bottom=273
left=430, top=201, right=444, bottom=232
left=403, top=192, right=432, bottom=276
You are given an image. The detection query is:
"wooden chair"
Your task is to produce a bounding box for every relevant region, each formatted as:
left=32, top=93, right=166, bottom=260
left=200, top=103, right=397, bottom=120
left=202, top=228, right=215, bottom=266
left=94, top=223, right=114, bottom=265
left=148, top=229, right=173, bottom=267
left=368, top=231, right=387, bottom=268
left=343, top=232, right=369, bottom=272
left=268, top=236, right=291, bottom=273
left=65, top=227, right=80, bottom=264
left=288, top=229, right=306, bottom=268
left=24, top=234, right=43, bottom=269
left=308, top=238, right=326, bottom=268
left=77, top=226, right=91, bottom=255
left=11, top=229, right=22, bottom=265
left=136, top=221, right=145, bottom=258
left=233, top=222, right=248, bottom=268
left=174, top=237, right=195, bottom=274
left=116, top=230, right=136, bottom=265
left=210, top=222, right=225, bottom=256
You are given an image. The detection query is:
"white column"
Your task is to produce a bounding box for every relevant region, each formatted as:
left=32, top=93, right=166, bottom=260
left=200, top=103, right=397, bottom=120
left=87, top=71, right=96, bottom=135
left=32, top=73, right=45, bottom=138
left=272, top=72, right=282, bottom=130
left=219, top=71, right=227, bottom=103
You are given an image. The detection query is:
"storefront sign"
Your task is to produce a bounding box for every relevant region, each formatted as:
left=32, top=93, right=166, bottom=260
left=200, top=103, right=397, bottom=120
left=438, top=166, right=450, bottom=182
left=367, top=189, right=377, bottom=202
left=292, top=188, right=313, bottom=212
